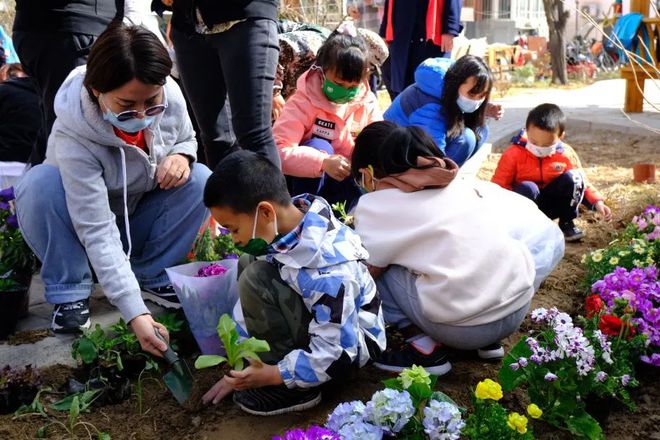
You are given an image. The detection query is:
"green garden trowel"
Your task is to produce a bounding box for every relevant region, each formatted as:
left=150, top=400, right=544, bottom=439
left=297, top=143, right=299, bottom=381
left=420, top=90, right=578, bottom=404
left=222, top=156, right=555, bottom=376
left=155, top=330, right=193, bottom=405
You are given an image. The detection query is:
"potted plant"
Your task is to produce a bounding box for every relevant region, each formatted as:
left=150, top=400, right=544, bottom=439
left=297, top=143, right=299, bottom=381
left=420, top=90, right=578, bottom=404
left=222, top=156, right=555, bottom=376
left=0, top=186, right=36, bottom=339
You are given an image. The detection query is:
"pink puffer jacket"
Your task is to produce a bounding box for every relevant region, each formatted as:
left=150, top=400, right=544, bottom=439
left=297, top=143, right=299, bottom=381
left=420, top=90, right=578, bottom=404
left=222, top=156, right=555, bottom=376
left=273, top=68, right=383, bottom=178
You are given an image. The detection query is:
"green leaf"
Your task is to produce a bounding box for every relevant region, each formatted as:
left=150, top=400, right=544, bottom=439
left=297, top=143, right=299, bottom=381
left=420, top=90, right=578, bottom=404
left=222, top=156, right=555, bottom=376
left=194, top=355, right=227, bottom=369
left=98, top=433, right=112, bottom=440
left=68, top=396, right=80, bottom=427
left=74, top=337, right=98, bottom=364
left=237, top=337, right=270, bottom=354
left=237, top=350, right=262, bottom=363
left=36, top=425, right=48, bottom=438
left=383, top=378, right=403, bottom=391
left=498, top=338, right=531, bottom=392
left=216, top=314, right=236, bottom=340
left=234, top=357, right=244, bottom=371
left=430, top=391, right=460, bottom=408
left=566, top=412, right=604, bottom=440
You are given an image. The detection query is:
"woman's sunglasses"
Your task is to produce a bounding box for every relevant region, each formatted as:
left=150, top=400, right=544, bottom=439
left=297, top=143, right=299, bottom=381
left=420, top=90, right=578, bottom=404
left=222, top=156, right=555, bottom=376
left=101, top=94, right=167, bottom=121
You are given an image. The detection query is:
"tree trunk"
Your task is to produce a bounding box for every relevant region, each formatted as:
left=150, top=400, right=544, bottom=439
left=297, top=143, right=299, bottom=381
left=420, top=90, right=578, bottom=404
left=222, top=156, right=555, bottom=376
left=542, top=0, right=570, bottom=85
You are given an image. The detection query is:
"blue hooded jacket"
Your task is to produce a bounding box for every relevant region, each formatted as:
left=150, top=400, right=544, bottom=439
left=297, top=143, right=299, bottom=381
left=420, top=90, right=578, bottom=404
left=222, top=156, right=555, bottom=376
left=384, top=57, right=488, bottom=166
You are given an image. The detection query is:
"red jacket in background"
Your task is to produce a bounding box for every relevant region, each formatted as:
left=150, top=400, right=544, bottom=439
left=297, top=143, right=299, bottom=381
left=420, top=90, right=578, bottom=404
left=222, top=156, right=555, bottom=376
left=491, top=129, right=604, bottom=206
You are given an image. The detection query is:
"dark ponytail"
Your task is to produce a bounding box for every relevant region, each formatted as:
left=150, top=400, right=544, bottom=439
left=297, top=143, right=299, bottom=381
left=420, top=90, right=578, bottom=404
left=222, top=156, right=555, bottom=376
left=352, top=121, right=445, bottom=178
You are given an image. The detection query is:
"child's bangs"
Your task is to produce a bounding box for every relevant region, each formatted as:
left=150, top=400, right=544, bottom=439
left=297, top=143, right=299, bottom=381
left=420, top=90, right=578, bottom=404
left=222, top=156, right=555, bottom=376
left=469, top=72, right=492, bottom=95
left=335, top=48, right=367, bottom=83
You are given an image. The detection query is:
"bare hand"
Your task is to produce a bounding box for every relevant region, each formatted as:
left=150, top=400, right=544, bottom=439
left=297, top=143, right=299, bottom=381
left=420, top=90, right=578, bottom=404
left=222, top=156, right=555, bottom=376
left=485, top=102, right=504, bottom=120
left=367, top=264, right=387, bottom=280
left=595, top=201, right=612, bottom=221
left=322, top=155, right=351, bottom=181
left=157, top=154, right=190, bottom=190
left=224, top=360, right=283, bottom=391
left=130, top=314, right=169, bottom=357
left=202, top=376, right=234, bottom=405
left=440, top=34, right=455, bottom=53
left=272, top=94, right=285, bottom=121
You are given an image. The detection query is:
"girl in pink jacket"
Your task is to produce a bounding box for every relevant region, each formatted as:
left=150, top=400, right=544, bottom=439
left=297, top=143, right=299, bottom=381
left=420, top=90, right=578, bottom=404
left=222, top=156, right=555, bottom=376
left=273, top=22, right=383, bottom=208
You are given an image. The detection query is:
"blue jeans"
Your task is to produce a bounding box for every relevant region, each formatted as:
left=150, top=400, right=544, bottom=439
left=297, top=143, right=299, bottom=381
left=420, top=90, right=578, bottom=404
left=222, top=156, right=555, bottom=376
left=445, top=125, right=490, bottom=167
left=376, top=265, right=531, bottom=350
left=288, top=138, right=362, bottom=210
left=15, top=164, right=211, bottom=305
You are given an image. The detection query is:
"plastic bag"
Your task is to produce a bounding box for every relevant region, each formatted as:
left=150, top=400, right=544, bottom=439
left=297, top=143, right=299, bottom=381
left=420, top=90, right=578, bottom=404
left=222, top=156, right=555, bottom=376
left=165, top=260, right=239, bottom=355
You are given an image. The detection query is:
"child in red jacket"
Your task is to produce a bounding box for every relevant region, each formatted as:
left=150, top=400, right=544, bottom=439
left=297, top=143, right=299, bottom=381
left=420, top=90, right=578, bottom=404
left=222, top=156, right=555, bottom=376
left=492, top=103, right=611, bottom=241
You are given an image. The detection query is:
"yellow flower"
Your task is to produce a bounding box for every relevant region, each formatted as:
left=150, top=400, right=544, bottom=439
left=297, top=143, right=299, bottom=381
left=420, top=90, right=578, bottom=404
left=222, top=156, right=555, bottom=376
left=647, top=257, right=654, bottom=266
left=633, top=246, right=645, bottom=255
left=591, top=251, right=603, bottom=263
left=507, top=412, right=529, bottom=434
left=609, top=257, right=619, bottom=265
left=618, top=250, right=630, bottom=257
left=633, top=259, right=644, bottom=267
left=581, top=254, right=587, bottom=264
left=527, top=403, right=543, bottom=419
left=475, top=379, right=503, bottom=401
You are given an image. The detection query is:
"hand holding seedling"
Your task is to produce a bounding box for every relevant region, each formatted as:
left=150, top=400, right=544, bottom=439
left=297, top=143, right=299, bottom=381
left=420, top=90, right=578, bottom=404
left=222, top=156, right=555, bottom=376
left=595, top=200, right=612, bottom=221
left=225, top=359, right=283, bottom=390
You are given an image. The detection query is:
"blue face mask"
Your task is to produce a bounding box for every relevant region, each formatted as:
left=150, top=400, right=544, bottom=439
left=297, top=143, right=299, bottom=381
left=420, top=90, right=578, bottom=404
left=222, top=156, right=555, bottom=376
left=456, top=94, right=485, bottom=113
left=103, top=110, right=155, bottom=133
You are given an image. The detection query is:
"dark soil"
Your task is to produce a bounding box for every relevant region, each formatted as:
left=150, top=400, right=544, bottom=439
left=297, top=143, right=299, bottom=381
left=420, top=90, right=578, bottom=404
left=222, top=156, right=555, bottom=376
left=4, top=329, right=52, bottom=346
left=0, top=128, right=658, bottom=439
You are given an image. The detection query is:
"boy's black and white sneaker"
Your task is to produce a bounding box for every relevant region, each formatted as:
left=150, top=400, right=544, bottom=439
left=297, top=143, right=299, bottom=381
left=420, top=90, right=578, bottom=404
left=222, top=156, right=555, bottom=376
left=374, top=343, right=452, bottom=376
left=141, top=285, right=181, bottom=309
left=51, top=299, right=91, bottom=333
left=477, top=342, right=505, bottom=360
left=560, top=220, right=584, bottom=242
left=233, top=385, right=321, bottom=416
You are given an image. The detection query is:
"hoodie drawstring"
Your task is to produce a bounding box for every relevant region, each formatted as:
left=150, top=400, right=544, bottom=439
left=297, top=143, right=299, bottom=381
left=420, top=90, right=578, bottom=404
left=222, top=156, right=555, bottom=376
left=118, top=147, right=132, bottom=261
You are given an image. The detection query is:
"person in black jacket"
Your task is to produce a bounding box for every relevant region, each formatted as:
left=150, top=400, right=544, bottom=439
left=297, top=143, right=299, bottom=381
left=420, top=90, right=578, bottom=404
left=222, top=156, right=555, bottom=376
left=12, top=0, right=123, bottom=165
left=169, top=0, right=280, bottom=169
left=0, top=64, right=42, bottom=163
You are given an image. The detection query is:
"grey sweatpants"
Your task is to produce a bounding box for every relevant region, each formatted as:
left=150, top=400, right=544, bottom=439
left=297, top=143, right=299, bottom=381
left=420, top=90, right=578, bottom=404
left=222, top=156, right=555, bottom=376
left=376, top=265, right=531, bottom=350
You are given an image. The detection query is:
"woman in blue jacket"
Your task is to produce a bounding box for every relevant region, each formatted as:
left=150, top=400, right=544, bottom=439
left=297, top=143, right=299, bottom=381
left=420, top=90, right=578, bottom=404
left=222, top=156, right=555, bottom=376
left=384, top=55, right=503, bottom=167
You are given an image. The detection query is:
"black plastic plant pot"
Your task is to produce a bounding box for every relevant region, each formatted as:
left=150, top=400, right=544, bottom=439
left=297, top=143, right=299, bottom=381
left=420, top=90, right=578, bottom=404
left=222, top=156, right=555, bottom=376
left=0, top=286, right=30, bottom=339
left=585, top=395, right=612, bottom=427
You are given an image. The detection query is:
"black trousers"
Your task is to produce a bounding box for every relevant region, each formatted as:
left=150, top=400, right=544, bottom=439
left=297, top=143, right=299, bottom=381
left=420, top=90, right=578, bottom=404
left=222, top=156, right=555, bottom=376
left=514, top=170, right=587, bottom=224
left=13, top=31, right=97, bottom=165
left=171, top=19, right=280, bottom=170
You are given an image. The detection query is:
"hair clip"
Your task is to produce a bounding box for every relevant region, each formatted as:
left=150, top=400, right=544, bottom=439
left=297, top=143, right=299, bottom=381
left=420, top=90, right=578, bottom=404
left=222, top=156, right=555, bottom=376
left=336, top=20, right=358, bottom=38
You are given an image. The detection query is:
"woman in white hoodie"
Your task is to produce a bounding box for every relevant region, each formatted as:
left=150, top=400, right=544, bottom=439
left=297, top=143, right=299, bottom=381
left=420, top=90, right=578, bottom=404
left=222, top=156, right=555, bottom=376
left=351, top=121, right=564, bottom=376
left=15, top=24, right=211, bottom=355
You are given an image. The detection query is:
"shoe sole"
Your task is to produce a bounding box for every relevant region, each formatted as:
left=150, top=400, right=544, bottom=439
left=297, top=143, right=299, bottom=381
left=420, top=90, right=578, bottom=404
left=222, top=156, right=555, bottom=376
left=51, top=317, right=91, bottom=334
left=235, top=393, right=322, bottom=416
left=373, top=361, right=452, bottom=376
left=564, top=233, right=584, bottom=242
left=477, top=348, right=505, bottom=360
left=141, top=291, right=182, bottom=309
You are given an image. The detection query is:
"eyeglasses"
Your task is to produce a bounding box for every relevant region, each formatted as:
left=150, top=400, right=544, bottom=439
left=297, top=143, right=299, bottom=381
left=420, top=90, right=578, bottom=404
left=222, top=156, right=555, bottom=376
left=101, top=94, right=168, bottom=121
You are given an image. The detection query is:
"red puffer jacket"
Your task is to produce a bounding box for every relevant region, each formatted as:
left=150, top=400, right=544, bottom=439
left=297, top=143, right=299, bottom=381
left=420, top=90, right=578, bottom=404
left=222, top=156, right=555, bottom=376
left=491, top=129, right=603, bottom=206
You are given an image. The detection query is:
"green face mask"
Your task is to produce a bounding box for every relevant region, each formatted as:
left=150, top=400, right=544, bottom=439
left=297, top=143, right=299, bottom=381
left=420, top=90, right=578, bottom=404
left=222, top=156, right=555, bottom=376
left=322, top=78, right=359, bottom=104
left=235, top=206, right=281, bottom=256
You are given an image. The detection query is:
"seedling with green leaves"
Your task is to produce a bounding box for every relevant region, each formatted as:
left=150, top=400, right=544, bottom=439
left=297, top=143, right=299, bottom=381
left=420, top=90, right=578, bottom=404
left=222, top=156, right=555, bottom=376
left=195, top=314, right=270, bottom=371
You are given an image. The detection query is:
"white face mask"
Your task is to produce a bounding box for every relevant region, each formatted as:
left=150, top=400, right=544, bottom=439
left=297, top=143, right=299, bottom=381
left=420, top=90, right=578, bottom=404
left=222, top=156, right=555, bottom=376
left=456, top=94, right=485, bottom=113
left=526, top=141, right=558, bottom=158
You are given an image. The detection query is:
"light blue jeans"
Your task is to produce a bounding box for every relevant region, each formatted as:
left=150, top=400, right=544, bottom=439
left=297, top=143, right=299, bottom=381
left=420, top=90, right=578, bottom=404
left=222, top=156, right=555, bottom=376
left=376, top=265, right=531, bottom=350
left=445, top=125, right=490, bottom=167
left=15, top=163, right=211, bottom=305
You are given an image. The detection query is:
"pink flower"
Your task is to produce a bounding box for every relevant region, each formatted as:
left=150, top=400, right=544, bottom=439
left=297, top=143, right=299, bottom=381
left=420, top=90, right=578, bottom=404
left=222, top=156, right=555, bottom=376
left=195, top=263, right=228, bottom=278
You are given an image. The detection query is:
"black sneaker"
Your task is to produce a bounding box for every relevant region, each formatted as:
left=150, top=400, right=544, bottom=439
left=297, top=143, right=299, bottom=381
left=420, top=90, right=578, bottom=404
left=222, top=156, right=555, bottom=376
left=560, top=220, right=584, bottom=242
left=477, top=342, right=505, bottom=360
left=51, top=299, right=91, bottom=333
left=233, top=385, right=321, bottom=416
left=141, top=285, right=181, bottom=309
left=374, top=343, right=452, bottom=376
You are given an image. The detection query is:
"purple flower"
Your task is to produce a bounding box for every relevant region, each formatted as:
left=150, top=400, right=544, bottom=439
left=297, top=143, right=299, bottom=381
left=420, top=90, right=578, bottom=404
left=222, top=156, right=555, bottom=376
left=6, top=214, right=18, bottom=229
left=518, top=357, right=528, bottom=367
left=530, top=354, right=542, bottom=364
left=509, top=362, right=520, bottom=371
left=273, top=426, right=339, bottom=440
left=218, top=227, right=231, bottom=235
left=0, top=186, right=15, bottom=202
left=195, top=263, right=228, bottom=278
left=640, top=353, right=660, bottom=366
left=224, top=253, right=240, bottom=260
left=0, top=201, right=9, bottom=211
left=544, top=372, right=558, bottom=381
left=595, top=371, right=608, bottom=382
left=620, top=375, right=631, bottom=386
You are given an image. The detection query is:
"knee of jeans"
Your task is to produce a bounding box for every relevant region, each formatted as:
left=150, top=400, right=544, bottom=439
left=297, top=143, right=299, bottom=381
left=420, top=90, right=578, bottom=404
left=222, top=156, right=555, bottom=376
left=16, top=164, right=65, bottom=212
left=513, top=181, right=540, bottom=200
left=186, top=163, right=212, bottom=192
